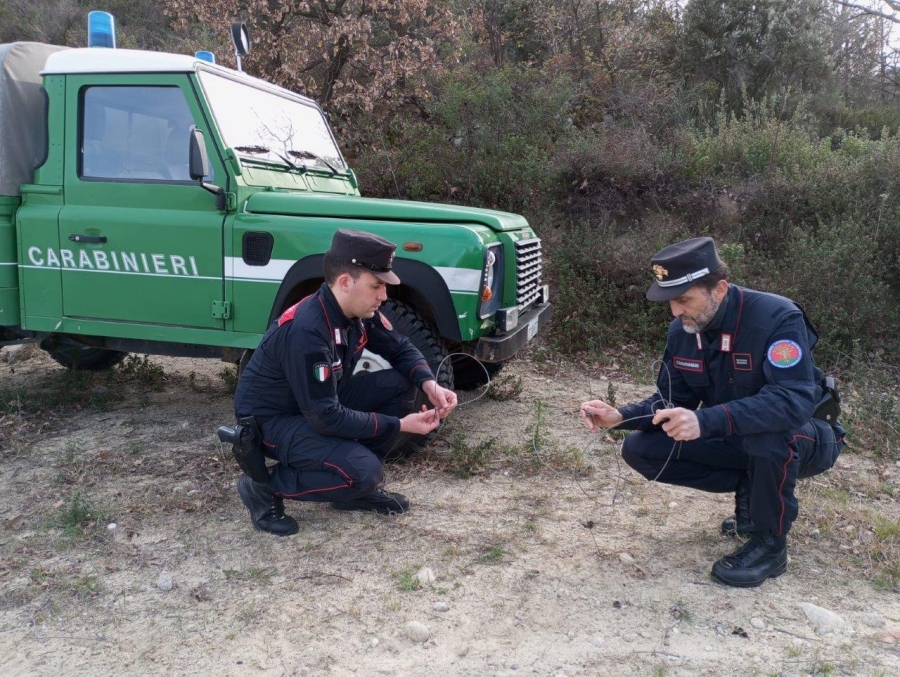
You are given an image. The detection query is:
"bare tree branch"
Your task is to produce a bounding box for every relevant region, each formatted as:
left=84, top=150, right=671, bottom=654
left=835, top=1, right=900, bottom=23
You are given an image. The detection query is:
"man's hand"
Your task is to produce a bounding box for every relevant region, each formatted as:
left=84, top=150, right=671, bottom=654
left=579, top=399, right=623, bottom=433
left=400, top=405, right=441, bottom=435
left=652, top=407, right=701, bottom=441
left=423, top=380, right=458, bottom=419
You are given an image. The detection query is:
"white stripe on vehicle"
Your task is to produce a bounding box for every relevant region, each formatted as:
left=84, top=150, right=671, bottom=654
left=224, top=257, right=481, bottom=294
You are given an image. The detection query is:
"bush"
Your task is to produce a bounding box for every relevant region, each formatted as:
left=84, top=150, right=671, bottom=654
left=544, top=220, right=683, bottom=355
left=746, top=220, right=900, bottom=366
left=353, top=66, right=576, bottom=215
left=687, top=96, right=830, bottom=181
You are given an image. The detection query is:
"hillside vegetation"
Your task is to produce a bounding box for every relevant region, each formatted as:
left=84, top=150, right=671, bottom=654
left=5, top=1, right=899, bottom=459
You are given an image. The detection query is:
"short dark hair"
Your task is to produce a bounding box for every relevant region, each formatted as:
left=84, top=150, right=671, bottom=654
left=323, top=251, right=365, bottom=285
left=692, top=262, right=730, bottom=293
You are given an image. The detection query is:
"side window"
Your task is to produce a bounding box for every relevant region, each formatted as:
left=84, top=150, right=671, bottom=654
left=80, top=86, right=205, bottom=182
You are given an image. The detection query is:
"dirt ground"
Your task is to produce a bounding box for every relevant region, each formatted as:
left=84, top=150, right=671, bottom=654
left=1, top=346, right=899, bottom=677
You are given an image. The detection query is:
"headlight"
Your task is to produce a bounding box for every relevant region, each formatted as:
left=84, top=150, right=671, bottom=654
left=478, top=245, right=503, bottom=319
left=485, top=249, right=496, bottom=290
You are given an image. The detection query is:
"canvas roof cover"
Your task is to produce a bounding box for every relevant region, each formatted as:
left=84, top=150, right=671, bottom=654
left=0, top=42, right=67, bottom=196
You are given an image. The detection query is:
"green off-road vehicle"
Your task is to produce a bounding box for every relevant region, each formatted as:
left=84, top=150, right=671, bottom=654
left=0, top=18, right=551, bottom=453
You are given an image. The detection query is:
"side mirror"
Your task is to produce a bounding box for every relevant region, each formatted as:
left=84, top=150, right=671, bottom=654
left=189, top=126, right=210, bottom=181
left=189, top=126, right=227, bottom=210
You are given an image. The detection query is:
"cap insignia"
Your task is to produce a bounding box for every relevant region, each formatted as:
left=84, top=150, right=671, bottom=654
left=653, top=264, right=669, bottom=281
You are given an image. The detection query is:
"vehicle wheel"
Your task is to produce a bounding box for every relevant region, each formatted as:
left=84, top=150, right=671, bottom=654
left=355, top=299, right=453, bottom=460
left=45, top=346, right=128, bottom=371
left=450, top=355, right=504, bottom=390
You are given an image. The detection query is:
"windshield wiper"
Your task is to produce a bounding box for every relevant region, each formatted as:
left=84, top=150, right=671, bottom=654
left=287, top=149, right=340, bottom=176
left=234, top=145, right=271, bottom=154
left=234, top=145, right=305, bottom=172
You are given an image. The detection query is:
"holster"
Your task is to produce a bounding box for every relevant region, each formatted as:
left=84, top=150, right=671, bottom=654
left=216, top=416, right=271, bottom=484
left=813, top=376, right=841, bottom=425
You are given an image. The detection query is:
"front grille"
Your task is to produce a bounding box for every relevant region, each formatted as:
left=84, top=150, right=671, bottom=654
left=515, top=238, right=543, bottom=310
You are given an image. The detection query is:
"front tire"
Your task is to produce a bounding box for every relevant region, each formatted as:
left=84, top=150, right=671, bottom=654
left=369, top=299, right=453, bottom=459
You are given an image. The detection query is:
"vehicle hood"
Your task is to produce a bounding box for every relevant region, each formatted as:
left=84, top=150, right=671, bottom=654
left=244, top=192, right=529, bottom=232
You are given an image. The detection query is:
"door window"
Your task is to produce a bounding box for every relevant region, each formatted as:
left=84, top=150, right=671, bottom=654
left=80, top=86, right=204, bottom=182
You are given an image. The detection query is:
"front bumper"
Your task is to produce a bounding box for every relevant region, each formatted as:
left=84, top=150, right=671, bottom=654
left=474, top=302, right=553, bottom=363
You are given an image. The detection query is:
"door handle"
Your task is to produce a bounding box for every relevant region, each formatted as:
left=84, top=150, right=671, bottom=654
left=69, top=234, right=107, bottom=244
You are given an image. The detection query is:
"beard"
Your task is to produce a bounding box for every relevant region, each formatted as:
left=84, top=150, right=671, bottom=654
left=680, top=292, right=721, bottom=335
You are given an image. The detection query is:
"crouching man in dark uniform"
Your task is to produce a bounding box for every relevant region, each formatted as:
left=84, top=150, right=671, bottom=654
left=233, top=229, right=458, bottom=536
left=579, top=237, right=844, bottom=587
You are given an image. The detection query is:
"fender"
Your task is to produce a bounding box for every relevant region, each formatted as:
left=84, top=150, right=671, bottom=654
left=266, top=255, right=463, bottom=342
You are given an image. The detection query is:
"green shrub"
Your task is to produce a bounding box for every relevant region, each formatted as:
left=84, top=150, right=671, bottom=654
left=354, top=66, right=575, bottom=214
left=746, top=220, right=900, bottom=366
left=544, top=220, right=682, bottom=355
left=687, top=96, right=829, bottom=181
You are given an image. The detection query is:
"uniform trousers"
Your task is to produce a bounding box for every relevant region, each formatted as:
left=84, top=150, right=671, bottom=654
left=621, top=418, right=842, bottom=537
left=259, top=369, right=415, bottom=501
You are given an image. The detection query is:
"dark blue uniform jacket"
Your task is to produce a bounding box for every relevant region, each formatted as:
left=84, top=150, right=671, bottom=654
left=617, top=285, right=826, bottom=439
left=235, top=283, right=434, bottom=444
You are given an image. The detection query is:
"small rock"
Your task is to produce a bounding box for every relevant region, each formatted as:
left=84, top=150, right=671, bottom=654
left=860, top=613, right=885, bottom=628
left=4, top=344, right=36, bottom=365
left=456, top=644, right=470, bottom=658
left=404, top=620, right=430, bottom=643
left=668, top=502, right=678, bottom=508
left=415, top=567, right=436, bottom=587
left=592, top=635, right=605, bottom=647
left=91, top=386, right=109, bottom=398
left=799, top=603, right=844, bottom=634
left=618, top=553, right=635, bottom=565
left=156, top=571, right=174, bottom=592
left=433, top=601, right=449, bottom=612
left=107, top=523, right=117, bottom=531
left=750, top=617, right=766, bottom=631
left=369, top=637, right=379, bottom=648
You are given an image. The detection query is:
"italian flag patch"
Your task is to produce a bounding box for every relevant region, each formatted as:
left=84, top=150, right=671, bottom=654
left=313, top=363, right=331, bottom=382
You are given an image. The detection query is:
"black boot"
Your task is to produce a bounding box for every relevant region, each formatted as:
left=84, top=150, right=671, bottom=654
left=237, top=476, right=299, bottom=536
left=721, top=473, right=752, bottom=537
left=332, top=489, right=410, bottom=515
left=711, top=534, right=787, bottom=587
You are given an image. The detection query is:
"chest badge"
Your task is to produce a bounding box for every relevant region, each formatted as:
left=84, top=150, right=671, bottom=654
left=767, top=340, right=803, bottom=369
left=313, top=362, right=331, bottom=382
left=379, top=311, right=393, bottom=331
left=721, top=333, right=732, bottom=352
left=732, top=353, right=753, bottom=371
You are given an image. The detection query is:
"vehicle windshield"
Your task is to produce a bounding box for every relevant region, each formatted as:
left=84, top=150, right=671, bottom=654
left=197, top=70, right=346, bottom=172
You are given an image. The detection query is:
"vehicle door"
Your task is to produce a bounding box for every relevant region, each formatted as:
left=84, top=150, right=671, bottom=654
left=58, top=74, right=227, bottom=329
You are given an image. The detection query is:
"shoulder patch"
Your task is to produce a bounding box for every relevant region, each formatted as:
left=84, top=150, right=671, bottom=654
left=312, top=362, right=331, bottom=382
left=767, top=340, right=802, bottom=369
left=378, top=311, right=393, bottom=331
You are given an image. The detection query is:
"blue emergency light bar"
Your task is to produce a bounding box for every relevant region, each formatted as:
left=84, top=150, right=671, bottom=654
left=195, top=51, right=216, bottom=64
left=87, top=11, right=116, bottom=48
